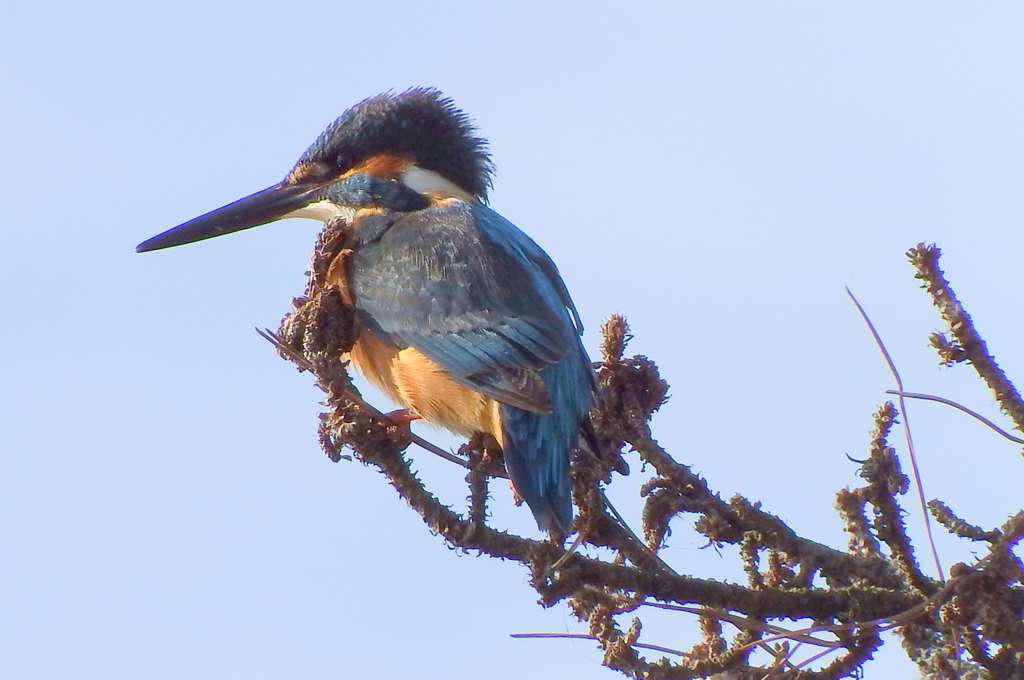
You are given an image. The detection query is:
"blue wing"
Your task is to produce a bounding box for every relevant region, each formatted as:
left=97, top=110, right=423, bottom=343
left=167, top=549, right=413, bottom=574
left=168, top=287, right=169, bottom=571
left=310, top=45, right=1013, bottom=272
left=348, top=201, right=593, bottom=532
left=348, top=202, right=584, bottom=412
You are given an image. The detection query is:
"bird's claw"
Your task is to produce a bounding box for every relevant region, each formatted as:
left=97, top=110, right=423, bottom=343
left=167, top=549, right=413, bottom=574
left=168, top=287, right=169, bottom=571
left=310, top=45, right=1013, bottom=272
left=381, top=409, right=422, bottom=441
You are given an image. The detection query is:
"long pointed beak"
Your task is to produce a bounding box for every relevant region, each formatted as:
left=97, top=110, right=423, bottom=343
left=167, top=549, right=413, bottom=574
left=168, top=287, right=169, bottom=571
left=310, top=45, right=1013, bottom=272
left=136, top=182, right=321, bottom=253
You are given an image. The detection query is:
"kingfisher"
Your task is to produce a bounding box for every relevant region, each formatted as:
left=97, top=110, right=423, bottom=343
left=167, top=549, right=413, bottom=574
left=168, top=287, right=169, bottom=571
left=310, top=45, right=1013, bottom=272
left=137, top=89, right=594, bottom=535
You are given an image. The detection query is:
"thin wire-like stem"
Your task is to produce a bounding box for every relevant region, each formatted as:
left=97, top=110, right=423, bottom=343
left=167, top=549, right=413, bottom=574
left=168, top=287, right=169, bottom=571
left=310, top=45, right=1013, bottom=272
left=846, top=288, right=943, bottom=581
left=756, top=640, right=800, bottom=677
left=509, top=632, right=688, bottom=658
left=641, top=603, right=836, bottom=648
left=600, top=488, right=678, bottom=576
left=886, top=390, right=1024, bottom=446
left=791, top=643, right=845, bottom=672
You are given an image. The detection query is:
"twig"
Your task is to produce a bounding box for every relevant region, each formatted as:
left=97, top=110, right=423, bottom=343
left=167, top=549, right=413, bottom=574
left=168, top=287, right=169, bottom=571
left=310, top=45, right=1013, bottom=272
left=256, top=328, right=502, bottom=474
left=266, top=230, right=1024, bottom=677
left=757, top=640, right=801, bottom=676
left=600, top=488, right=678, bottom=576
left=647, top=547, right=998, bottom=663
left=790, top=643, right=845, bottom=672
left=908, top=244, right=1024, bottom=433
left=509, top=632, right=688, bottom=658
left=846, top=288, right=944, bottom=581
left=885, top=390, right=1024, bottom=446
left=641, top=603, right=837, bottom=648
left=928, top=500, right=1004, bottom=542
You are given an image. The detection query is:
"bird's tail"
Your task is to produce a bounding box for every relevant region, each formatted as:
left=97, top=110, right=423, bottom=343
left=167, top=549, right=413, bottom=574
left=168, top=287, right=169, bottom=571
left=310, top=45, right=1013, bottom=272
left=500, top=342, right=593, bottom=534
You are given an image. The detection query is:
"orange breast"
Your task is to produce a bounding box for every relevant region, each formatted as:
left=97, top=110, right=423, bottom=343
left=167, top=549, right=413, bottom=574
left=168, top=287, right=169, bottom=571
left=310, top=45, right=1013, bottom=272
left=347, top=327, right=504, bottom=447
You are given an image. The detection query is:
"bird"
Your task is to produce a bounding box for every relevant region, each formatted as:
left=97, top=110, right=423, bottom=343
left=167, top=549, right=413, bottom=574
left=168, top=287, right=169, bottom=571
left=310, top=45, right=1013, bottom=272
left=137, top=88, right=594, bottom=535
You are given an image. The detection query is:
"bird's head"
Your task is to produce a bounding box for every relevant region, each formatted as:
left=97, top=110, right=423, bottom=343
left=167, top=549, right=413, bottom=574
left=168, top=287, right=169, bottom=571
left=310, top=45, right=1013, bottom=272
left=137, top=88, right=494, bottom=252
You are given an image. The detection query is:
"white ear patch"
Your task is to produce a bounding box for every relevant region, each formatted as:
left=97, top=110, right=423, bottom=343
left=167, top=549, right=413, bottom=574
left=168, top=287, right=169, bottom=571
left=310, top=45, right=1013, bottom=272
left=400, top=165, right=477, bottom=204
left=282, top=200, right=357, bottom=223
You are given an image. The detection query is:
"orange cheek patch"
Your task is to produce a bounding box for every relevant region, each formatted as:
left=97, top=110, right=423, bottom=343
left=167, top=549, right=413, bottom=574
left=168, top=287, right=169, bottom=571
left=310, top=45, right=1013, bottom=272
left=344, top=152, right=415, bottom=179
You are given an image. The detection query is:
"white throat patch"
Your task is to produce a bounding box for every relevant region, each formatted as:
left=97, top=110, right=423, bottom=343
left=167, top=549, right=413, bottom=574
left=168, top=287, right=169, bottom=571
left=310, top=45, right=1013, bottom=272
left=283, top=200, right=357, bottom=223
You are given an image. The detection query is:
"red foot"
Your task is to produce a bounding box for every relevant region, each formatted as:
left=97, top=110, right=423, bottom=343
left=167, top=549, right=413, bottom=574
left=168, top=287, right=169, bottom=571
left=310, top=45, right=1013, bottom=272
left=509, top=479, right=524, bottom=507
left=382, top=409, right=422, bottom=431
left=380, top=409, right=419, bottom=440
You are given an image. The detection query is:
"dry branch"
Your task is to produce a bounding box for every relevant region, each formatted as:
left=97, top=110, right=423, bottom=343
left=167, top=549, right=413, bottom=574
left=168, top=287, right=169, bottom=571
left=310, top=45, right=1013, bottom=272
left=268, top=227, right=1024, bottom=679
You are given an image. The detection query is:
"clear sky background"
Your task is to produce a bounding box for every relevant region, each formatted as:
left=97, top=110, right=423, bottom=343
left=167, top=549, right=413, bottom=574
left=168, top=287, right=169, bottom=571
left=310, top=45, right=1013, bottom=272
left=3, top=2, right=1023, bottom=678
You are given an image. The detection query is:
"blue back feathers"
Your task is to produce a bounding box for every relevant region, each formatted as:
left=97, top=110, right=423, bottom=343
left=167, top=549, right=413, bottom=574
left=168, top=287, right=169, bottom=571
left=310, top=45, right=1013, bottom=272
left=349, top=201, right=593, bottom=532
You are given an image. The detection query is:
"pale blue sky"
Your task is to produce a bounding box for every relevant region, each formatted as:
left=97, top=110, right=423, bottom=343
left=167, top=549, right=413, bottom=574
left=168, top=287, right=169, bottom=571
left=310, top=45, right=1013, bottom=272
left=3, top=2, right=1023, bottom=678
